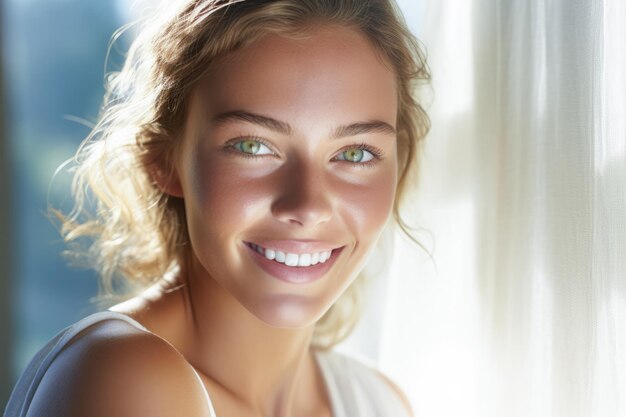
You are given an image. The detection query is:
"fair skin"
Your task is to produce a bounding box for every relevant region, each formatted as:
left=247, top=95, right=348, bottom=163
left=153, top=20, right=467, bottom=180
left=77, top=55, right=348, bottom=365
left=28, top=25, right=410, bottom=417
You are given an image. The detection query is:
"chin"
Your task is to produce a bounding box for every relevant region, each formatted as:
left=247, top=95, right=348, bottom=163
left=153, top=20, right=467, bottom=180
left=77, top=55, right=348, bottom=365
left=246, top=293, right=331, bottom=329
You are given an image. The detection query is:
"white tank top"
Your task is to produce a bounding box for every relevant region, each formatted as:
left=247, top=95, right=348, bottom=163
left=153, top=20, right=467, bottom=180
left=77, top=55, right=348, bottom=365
left=3, top=311, right=410, bottom=417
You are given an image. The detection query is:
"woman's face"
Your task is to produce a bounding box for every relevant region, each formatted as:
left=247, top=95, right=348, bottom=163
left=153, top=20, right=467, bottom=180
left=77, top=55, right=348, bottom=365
left=169, top=25, right=398, bottom=328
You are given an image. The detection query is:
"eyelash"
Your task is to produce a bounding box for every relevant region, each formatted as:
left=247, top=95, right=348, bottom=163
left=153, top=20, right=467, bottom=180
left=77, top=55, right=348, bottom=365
left=222, top=136, right=385, bottom=169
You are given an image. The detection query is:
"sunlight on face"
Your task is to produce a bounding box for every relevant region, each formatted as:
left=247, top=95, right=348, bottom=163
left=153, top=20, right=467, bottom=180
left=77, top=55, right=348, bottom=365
left=174, top=25, right=399, bottom=328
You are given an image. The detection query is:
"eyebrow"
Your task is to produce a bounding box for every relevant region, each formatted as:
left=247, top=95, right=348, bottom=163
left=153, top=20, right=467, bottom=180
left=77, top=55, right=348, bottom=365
left=210, top=110, right=397, bottom=139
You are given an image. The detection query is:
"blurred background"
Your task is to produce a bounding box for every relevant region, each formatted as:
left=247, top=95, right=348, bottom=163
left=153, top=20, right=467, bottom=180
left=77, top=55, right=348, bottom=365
left=0, top=0, right=147, bottom=407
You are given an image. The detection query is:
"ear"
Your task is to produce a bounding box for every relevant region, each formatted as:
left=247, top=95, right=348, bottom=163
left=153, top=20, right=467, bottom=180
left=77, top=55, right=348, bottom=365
left=150, top=165, right=184, bottom=198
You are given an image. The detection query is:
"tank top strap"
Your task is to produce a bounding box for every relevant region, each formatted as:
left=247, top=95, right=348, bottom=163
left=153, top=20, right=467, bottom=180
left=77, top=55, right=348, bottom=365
left=92, top=311, right=218, bottom=417
left=3, top=311, right=218, bottom=417
left=313, top=349, right=412, bottom=417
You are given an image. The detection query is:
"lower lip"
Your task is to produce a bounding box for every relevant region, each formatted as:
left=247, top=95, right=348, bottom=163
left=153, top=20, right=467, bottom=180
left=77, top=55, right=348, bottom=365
left=243, top=242, right=344, bottom=284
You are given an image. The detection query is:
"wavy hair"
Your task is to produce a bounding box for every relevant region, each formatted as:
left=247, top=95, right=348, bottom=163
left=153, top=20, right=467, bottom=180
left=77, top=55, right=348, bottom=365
left=51, top=0, right=431, bottom=350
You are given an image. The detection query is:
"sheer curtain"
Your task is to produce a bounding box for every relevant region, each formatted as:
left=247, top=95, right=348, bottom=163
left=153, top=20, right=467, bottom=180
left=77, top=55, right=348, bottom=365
left=366, top=1, right=626, bottom=416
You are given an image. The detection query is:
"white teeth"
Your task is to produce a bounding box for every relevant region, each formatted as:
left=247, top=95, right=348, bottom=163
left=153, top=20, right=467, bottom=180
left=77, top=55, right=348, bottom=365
left=285, top=253, right=299, bottom=266
left=250, top=243, right=333, bottom=268
left=275, top=250, right=286, bottom=263
left=298, top=253, right=312, bottom=267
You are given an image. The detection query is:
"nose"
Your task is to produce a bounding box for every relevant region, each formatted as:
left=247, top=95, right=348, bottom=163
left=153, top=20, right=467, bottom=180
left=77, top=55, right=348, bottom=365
left=270, top=161, right=333, bottom=228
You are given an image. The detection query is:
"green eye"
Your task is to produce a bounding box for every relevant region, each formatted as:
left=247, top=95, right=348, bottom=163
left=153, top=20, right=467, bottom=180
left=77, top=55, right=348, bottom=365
left=227, top=138, right=381, bottom=168
left=233, top=139, right=273, bottom=155
left=338, top=148, right=375, bottom=163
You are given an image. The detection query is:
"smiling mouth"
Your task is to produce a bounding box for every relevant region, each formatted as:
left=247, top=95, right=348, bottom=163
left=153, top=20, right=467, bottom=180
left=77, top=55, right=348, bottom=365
left=244, top=241, right=342, bottom=267
left=243, top=240, right=345, bottom=284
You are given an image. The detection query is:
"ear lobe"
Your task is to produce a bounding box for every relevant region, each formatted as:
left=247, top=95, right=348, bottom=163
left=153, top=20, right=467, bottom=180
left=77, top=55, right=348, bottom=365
left=150, top=166, right=184, bottom=198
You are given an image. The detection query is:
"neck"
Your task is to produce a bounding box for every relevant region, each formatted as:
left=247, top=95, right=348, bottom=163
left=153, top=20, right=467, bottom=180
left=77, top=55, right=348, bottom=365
left=177, top=253, right=322, bottom=416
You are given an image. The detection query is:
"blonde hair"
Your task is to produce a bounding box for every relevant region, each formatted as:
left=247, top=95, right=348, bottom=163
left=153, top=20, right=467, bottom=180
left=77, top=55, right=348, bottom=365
left=52, top=0, right=431, bottom=350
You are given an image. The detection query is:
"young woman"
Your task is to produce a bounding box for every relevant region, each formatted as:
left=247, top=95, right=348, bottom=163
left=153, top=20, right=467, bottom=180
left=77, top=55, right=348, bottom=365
left=4, top=1, right=430, bottom=416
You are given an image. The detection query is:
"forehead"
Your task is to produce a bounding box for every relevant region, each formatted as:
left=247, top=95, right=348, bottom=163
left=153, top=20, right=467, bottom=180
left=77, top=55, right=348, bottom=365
left=193, top=25, right=398, bottom=131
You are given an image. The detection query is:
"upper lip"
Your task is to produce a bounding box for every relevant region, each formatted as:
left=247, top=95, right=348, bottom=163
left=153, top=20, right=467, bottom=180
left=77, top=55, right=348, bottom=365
left=244, top=240, right=344, bottom=254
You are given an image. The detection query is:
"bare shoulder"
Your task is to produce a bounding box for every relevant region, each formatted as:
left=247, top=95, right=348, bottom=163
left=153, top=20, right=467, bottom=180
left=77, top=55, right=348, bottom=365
left=374, top=369, right=415, bottom=417
left=26, top=319, right=211, bottom=417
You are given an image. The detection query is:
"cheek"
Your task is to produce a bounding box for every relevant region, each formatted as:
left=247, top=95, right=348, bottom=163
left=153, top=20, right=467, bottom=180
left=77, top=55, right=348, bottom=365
left=185, top=153, right=270, bottom=241
left=336, top=164, right=397, bottom=245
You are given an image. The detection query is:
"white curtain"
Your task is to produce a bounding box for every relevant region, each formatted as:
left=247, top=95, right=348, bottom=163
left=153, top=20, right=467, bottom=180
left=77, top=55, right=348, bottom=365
left=341, top=1, right=626, bottom=416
